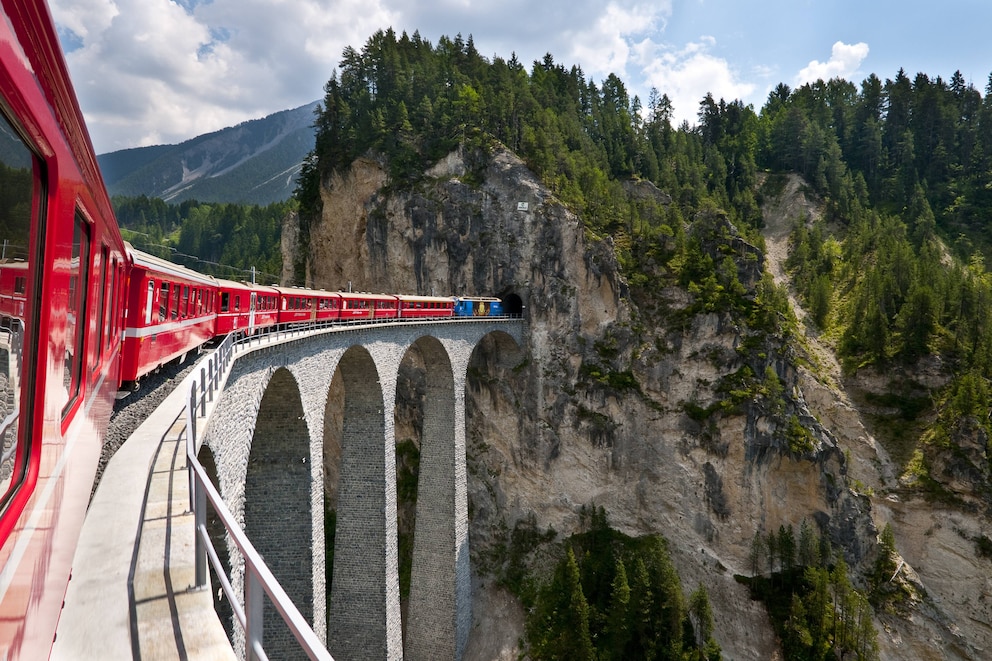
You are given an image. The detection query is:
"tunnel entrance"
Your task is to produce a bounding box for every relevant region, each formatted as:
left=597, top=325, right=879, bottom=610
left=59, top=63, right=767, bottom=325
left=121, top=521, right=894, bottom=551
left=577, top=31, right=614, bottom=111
left=500, top=292, right=523, bottom=317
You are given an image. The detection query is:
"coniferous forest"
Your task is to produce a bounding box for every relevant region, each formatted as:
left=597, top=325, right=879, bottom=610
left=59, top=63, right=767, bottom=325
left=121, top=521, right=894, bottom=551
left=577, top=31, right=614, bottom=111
left=111, top=194, right=288, bottom=284
left=290, top=29, right=992, bottom=660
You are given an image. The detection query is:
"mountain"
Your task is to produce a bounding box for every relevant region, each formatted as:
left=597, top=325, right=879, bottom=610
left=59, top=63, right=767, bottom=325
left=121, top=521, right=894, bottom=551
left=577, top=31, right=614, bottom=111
left=97, top=101, right=318, bottom=205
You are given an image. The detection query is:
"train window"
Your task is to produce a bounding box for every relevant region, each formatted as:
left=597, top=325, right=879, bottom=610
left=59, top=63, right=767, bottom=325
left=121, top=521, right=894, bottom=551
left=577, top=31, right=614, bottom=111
left=159, top=282, right=169, bottom=322
left=62, top=213, right=90, bottom=417
left=144, top=281, right=154, bottom=325
left=94, top=246, right=107, bottom=358
left=220, top=292, right=229, bottom=312
left=117, top=264, right=125, bottom=334
left=235, top=295, right=241, bottom=312
left=181, top=285, right=189, bottom=317
left=107, top=259, right=117, bottom=348
left=171, top=285, right=180, bottom=320
left=0, top=109, right=41, bottom=509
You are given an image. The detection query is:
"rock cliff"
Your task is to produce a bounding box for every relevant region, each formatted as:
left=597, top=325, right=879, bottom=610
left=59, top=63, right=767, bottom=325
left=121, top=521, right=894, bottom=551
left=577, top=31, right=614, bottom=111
left=303, top=148, right=990, bottom=659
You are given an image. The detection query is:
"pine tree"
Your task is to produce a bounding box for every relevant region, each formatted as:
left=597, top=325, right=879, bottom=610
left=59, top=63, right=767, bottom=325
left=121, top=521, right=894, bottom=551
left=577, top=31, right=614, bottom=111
left=605, top=557, right=632, bottom=660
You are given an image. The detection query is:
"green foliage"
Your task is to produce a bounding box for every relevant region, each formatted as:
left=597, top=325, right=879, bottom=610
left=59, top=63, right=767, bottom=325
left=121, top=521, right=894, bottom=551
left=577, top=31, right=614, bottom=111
left=112, top=194, right=289, bottom=283
left=520, top=508, right=721, bottom=661
left=786, top=415, right=816, bottom=454
left=297, top=30, right=795, bottom=336
left=741, top=521, right=880, bottom=660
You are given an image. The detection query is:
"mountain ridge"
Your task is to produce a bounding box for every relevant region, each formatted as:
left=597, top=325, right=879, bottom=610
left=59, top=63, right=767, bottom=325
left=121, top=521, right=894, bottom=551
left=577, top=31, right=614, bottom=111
left=97, top=101, right=318, bottom=205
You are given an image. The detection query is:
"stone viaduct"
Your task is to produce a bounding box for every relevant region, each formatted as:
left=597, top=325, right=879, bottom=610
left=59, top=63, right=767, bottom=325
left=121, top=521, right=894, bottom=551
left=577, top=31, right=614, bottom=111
left=198, top=318, right=525, bottom=660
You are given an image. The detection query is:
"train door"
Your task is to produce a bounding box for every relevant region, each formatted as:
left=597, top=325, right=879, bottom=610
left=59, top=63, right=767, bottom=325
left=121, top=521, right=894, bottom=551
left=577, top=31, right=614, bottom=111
left=248, top=291, right=257, bottom=334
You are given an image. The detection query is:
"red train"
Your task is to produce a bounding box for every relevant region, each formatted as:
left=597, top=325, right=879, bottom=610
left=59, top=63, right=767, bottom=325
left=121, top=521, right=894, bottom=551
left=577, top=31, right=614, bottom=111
left=0, top=2, right=507, bottom=656
left=119, top=257, right=502, bottom=383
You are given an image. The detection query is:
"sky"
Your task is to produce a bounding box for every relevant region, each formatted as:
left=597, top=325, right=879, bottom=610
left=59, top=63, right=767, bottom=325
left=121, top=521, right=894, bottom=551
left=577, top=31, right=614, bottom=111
left=50, top=0, right=992, bottom=155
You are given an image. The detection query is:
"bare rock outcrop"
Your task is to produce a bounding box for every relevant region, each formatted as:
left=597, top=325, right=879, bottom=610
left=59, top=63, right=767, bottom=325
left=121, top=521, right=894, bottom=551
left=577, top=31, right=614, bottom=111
left=306, top=149, right=912, bottom=659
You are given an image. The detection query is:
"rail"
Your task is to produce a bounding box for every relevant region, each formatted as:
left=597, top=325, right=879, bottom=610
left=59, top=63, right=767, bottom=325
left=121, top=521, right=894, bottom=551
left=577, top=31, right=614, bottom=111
left=181, top=315, right=521, bottom=659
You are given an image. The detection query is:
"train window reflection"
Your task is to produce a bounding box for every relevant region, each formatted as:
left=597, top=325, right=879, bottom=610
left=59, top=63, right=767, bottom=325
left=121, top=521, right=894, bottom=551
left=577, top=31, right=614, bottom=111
left=62, top=213, right=89, bottom=416
left=0, top=109, right=37, bottom=507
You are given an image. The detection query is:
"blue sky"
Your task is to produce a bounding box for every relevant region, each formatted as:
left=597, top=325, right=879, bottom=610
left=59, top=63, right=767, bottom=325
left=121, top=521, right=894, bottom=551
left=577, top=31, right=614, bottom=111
left=50, top=0, right=992, bottom=154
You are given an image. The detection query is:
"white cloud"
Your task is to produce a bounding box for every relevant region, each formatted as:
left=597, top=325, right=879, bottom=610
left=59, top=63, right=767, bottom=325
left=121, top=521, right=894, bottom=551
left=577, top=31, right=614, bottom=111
left=566, top=2, right=666, bottom=80
left=795, top=41, right=869, bottom=86
left=635, top=37, right=756, bottom=126
left=54, top=0, right=782, bottom=150
left=52, top=0, right=398, bottom=151
left=49, top=0, right=119, bottom=42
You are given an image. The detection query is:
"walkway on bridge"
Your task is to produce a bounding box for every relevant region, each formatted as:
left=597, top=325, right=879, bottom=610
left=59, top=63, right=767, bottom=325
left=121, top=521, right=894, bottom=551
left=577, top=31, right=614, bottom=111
left=52, top=348, right=235, bottom=659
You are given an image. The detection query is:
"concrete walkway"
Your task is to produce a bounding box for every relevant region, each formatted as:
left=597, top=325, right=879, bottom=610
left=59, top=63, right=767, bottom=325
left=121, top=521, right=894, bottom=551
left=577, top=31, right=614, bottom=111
left=53, top=359, right=235, bottom=660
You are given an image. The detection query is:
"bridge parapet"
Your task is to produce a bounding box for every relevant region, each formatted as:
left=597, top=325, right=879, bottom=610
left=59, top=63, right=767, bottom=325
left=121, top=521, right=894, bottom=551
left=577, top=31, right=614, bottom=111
left=187, top=318, right=524, bottom=660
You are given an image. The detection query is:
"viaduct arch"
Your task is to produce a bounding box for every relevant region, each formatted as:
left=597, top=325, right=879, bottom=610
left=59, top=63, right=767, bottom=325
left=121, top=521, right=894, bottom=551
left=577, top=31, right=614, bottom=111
left=201, top=321, right=524, bottom=660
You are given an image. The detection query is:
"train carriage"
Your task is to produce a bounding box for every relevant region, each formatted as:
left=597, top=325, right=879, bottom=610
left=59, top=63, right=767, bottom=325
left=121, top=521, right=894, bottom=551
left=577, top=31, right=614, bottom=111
left=0, top=261, right=29, bottom=324
left=120, top=246, right=218, bottom=382
left=246, top=282, right=280, bottom=332
left=397, top=294, right=455, bottom=318
left=338, top=292, right=399, bottom=321
left=214, top=279, right=279, bottom=337
left=0, top=0, right=128, bottom=655
left=273, top=286, right=343, bottom=325
left=274, top=285, right=315, bottom=325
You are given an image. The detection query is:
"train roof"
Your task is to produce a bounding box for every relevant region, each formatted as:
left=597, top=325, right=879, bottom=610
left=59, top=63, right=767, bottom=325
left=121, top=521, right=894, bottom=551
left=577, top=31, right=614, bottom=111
left=211, top=277, right=279, bottom=293
left=396, top=294, right=454, bottom=302
left=126, top=243, right=218, bottom=287
left=337, top=291, right=398, bottom=300
left=271, top=285, right=338, bottom=296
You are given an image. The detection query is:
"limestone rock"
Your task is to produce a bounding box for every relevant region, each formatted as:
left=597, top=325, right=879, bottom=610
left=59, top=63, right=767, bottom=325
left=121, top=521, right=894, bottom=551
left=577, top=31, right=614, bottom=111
left=303, top=150, right=988, bottom=660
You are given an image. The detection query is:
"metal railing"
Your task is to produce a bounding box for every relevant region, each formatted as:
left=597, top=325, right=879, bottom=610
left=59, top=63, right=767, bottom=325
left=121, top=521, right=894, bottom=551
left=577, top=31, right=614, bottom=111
left=180, top=315, right=522, bottom=659
left=184, top=333, right=332, bottom=661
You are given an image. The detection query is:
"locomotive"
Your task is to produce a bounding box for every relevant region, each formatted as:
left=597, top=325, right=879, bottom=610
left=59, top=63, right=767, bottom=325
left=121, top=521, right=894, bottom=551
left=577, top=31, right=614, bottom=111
left=0, top=1, right=503, bottom=656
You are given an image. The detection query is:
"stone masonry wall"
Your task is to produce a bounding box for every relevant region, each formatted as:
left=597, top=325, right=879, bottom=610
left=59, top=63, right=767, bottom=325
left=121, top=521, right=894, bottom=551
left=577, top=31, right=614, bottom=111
left=201, top=320, right=524, bottom=660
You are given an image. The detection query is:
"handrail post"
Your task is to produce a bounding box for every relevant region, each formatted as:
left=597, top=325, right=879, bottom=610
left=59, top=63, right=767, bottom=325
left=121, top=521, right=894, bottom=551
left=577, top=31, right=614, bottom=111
left=208, top=361, right=215, bottom=401
left=200, top=367, right=207, bottom=417
left=187, top=384, right=197, bottom=455
left=186, top=382, right=198, bottom=522
left=245, top=571, right=265, bottom=661
left=194, top=472, right=208, bottom=588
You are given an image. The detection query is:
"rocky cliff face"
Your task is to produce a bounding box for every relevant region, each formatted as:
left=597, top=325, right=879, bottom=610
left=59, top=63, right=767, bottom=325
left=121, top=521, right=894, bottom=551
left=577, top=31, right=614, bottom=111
left=304, top=148, right=989, bottom=659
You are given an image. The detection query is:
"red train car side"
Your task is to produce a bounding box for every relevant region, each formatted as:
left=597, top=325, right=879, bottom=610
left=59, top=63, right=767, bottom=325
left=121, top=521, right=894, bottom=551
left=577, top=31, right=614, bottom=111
left=274, top=286, right=343, bottom=325
left=338, top=292, right=399, bottom=320
left=0, top=0, right=128, bottom=656
left=274, top=285, right=318, bottom=325
left=120, top=246, right=218, bottom=382
left=214, top=279, right=279, bottom=337
left=397, top=294, right=455, bottom=319
left=313, top=290, right=343, bottom=322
